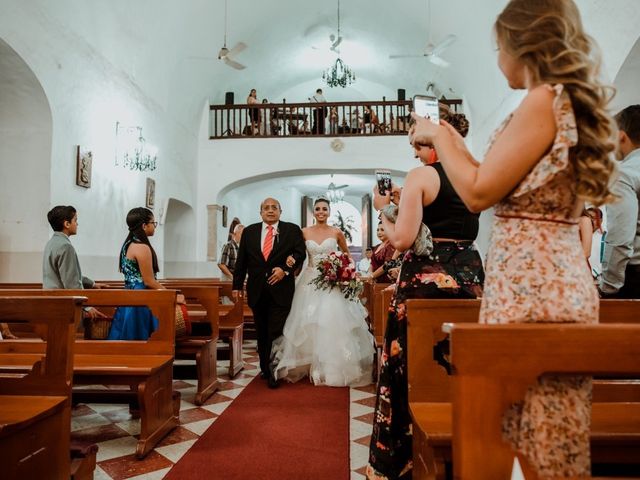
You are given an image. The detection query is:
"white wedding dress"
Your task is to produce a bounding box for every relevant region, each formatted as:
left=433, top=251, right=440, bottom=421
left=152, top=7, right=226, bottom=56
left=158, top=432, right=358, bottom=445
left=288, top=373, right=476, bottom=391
left=271, top=238, right=375, bottom=387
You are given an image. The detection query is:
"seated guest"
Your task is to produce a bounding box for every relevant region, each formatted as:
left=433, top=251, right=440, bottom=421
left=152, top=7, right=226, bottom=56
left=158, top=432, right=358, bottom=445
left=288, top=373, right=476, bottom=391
left=108, top=207, right=184, bottom=340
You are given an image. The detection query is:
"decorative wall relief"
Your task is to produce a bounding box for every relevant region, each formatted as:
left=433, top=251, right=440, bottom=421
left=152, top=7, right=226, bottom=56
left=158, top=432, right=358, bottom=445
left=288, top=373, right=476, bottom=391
left=76, top=146, right=92, bottom=188
left=145, top=178, right=155, bottom=209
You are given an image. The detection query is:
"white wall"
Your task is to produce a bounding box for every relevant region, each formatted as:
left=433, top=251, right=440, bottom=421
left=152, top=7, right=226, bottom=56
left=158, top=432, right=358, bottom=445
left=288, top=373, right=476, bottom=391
left=0, top=39, right=52, bottom=281
left=0, top=2, right=199, bottom=281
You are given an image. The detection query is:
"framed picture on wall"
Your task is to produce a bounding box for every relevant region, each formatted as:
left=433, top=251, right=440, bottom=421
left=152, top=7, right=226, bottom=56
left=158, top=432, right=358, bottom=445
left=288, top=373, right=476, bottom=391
left=76, top=146, right=92, bottom=188
left=146, top=178, right=155, bottom=209
left=222, top=205, right=228, bottom=228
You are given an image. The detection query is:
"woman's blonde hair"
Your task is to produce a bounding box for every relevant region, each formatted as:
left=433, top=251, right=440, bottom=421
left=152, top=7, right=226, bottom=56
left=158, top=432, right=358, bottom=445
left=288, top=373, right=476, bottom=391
left=495, top=0, right=617, bottom=206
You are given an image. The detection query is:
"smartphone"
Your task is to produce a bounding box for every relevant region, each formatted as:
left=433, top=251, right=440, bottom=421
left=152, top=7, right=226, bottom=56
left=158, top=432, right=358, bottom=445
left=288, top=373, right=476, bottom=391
left=413, top=95, right=439, bottom=125
left=375, top=169, right=392, bottom=196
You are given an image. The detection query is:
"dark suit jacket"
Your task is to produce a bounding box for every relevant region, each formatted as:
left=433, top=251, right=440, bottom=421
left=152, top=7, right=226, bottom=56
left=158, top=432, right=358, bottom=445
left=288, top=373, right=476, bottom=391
left=232, top=221, right=306, bottom=309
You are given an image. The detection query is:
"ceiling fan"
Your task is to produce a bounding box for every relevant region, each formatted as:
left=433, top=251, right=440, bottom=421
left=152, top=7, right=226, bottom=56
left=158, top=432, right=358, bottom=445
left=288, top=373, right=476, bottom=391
left=218, top=0, right=247, bottom=70
left=389, top=0, right=456, bottom=68
left=186, top=0, right=247, bottom=69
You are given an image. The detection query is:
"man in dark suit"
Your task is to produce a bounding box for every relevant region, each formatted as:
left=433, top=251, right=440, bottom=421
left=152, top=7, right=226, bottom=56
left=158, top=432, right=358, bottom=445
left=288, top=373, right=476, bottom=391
left=232, top=198, right=306, bottom=388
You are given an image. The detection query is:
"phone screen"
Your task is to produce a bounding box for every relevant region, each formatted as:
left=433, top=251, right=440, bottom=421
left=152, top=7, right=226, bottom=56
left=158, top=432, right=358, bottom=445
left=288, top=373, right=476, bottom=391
left=413, top=95, right=439, bottom=125
left=375, top=170, right=392, bottom=196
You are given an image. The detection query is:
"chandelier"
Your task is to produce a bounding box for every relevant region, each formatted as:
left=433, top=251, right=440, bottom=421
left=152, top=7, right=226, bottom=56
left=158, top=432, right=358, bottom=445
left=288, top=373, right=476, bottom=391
left=326, top=182, right=345, bottom=203
left=323, top=58, right=355, bottom=88
left=115, top=122, right=158, bottom=172
left=322, top=0, right=355, bottom=88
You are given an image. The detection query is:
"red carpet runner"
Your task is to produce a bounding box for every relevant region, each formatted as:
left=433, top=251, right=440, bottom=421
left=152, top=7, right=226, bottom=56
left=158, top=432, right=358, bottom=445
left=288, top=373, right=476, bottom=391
left=165, top=377, right=350, bottom=479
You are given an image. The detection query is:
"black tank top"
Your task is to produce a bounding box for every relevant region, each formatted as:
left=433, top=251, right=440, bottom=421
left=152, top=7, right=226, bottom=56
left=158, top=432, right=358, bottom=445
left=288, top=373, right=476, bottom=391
left=422, top=162, right=479, bottom=241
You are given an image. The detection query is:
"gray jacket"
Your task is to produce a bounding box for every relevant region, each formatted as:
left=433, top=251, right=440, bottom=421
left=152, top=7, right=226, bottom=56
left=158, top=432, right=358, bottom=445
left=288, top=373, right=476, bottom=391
left=601, top=148, right=640, bottom=293
left=43, top=232, right=94, bottom=289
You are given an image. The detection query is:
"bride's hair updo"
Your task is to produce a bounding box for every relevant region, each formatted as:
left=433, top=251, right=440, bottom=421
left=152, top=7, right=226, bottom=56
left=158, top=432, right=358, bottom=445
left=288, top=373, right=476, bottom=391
left=314, top=197, right=331, bottom=208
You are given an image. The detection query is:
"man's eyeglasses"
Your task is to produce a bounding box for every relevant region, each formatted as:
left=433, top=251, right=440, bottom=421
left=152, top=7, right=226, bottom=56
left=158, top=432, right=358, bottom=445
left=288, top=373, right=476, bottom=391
left=146, top=221, right=158, bottom=227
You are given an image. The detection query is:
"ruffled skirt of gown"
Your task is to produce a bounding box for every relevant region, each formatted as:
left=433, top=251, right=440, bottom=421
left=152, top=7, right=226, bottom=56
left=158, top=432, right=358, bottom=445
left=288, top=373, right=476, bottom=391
left=271, top=266, right=375, bottom=387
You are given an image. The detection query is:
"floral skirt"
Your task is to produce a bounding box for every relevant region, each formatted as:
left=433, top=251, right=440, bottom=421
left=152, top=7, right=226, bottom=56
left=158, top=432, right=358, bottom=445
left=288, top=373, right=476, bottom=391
left=367, top=242, right=484, bottom=480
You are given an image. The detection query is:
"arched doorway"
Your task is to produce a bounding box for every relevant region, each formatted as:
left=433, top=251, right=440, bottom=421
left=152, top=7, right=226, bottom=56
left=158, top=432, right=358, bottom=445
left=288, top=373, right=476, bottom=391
left=162, top=198, right=197, bottom=278
left=0, top=38, right=53, bottom=281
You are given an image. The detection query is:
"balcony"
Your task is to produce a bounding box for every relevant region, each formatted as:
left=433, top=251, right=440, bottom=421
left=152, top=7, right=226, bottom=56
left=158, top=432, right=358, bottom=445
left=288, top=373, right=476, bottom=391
left=209, top=99, right=462, bottom=139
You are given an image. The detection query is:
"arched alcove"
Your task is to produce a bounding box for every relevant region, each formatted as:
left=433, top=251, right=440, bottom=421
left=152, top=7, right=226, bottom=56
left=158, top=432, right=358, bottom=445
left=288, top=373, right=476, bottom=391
left=0, top=37, right=53, bottom=281
left=162, top=198, right=198, bottom=277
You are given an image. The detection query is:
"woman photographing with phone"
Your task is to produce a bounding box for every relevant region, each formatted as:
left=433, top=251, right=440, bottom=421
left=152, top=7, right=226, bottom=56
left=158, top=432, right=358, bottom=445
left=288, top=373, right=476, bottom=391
left=408, top=0, right=617, bottom=476
left=367, top=105, right=484, bottom=480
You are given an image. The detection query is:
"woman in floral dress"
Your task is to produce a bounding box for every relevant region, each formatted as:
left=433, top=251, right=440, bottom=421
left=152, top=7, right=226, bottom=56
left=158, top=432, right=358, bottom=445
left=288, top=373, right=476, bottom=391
left=410, top=0, right=617, bottom=476
left=367, top=109, right=484, bottom=480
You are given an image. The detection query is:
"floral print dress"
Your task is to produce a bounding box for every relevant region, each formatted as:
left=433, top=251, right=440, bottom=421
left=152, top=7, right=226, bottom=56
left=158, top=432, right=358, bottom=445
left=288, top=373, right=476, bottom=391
left=480, top=84, right=598, bottom=477
left=367, top=243, right=484, bottom=479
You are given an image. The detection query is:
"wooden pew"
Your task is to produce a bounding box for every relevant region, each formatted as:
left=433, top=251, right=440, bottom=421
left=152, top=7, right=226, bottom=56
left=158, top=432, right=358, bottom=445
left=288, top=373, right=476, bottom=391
left=173, top=285, right=220, bottom=404
left=447, top=322, right=640, bottom=480
left=21, top=279, right=247, bottom=380
left=361, top=282, right=392, bottom=378
left=0, top=281, right=224, bottom=404
left=159, top=280, right=245, bottom=378
left=0, top=296, right=84, bottom=480
left=0, top=289, right=179, bottom=458
left=406, top=299, right=640, bottom=480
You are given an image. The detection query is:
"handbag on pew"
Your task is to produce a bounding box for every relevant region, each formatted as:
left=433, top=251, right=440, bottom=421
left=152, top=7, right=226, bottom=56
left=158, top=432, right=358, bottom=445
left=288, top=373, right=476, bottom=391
left=174, top=303, right=192, bottom=337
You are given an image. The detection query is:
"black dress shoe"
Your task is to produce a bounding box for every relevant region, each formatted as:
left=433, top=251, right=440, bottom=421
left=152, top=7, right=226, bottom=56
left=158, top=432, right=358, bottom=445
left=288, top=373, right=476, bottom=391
left=268, top=375, right=279, bottom=389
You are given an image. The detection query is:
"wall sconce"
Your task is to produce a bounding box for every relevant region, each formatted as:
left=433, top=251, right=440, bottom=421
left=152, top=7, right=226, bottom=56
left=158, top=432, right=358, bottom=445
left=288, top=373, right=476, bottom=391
left=115, top=121, right=157, bottom=172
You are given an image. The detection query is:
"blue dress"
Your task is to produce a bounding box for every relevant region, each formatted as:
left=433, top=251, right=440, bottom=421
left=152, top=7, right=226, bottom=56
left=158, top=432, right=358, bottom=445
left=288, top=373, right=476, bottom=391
left=107, top=240, right=159, bottom=340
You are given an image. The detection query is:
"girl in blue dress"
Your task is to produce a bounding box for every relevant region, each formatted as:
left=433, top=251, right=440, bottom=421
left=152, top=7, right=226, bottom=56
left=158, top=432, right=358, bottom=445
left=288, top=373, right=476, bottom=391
left=108, top=207, right=165, bottom=340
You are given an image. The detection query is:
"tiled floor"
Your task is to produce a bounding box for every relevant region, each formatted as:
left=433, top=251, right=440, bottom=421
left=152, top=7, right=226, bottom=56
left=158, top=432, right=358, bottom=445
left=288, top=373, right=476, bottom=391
left=70, top=339, right=376, bottom=479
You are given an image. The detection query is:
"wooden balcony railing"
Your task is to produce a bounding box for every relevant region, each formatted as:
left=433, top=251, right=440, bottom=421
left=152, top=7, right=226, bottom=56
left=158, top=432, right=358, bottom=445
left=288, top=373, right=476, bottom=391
left=209, top=99, right=462, bottom=139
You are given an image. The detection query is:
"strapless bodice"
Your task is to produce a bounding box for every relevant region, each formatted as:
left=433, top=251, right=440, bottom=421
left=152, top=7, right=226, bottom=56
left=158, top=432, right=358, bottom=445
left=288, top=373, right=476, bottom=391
left=306, top=238, right=338, bottom=266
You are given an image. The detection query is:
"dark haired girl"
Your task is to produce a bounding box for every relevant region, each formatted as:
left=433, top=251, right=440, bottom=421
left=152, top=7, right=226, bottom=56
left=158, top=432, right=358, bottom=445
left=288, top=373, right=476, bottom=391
left=108, top=207, right=167, bottom=340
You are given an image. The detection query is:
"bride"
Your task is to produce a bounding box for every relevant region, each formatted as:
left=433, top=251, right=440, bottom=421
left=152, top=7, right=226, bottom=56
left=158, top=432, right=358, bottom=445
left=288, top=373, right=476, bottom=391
left=271, top=197, right=375, bottom=387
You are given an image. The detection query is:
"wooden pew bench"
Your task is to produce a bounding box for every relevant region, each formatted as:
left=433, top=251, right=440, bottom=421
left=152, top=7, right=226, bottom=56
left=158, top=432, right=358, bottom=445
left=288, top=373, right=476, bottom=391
left=447, top=322, right=640, bottom=480
left=116, top=279, right=246, bottom=378
left=0, top=296, right=85, bottom=480
left=172, top=285, right=220, bottom=404
left=159, top=280, right=245, bottom=378
left=406, top=299, right=640, bottom=480
left=0, top=289, right=179, bottom=458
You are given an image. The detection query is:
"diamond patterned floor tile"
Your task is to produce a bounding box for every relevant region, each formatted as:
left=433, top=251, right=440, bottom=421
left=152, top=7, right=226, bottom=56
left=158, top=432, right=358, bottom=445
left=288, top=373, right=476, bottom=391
left=59, top=339, right=375, bottom=480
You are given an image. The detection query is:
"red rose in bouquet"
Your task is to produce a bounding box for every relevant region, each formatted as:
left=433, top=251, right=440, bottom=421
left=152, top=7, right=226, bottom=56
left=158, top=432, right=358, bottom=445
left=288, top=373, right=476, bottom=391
left=310, top=251, right=364, bottom=301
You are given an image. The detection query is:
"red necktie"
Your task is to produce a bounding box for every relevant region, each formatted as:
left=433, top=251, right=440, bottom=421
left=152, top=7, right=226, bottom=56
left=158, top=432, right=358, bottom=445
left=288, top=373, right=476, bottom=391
left=262, top=225, right=274, bottom=260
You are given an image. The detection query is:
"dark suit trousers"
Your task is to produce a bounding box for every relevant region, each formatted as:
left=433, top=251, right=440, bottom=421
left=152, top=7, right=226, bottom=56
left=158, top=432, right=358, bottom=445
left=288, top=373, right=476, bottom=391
left=616, top=264, right=640, bottom=299
left=252, top=288, right=292, bottom=376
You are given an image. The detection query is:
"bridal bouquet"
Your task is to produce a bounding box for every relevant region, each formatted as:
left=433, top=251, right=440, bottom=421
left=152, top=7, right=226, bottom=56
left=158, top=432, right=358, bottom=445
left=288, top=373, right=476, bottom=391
left=310, top=251, right=364, bottom=302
